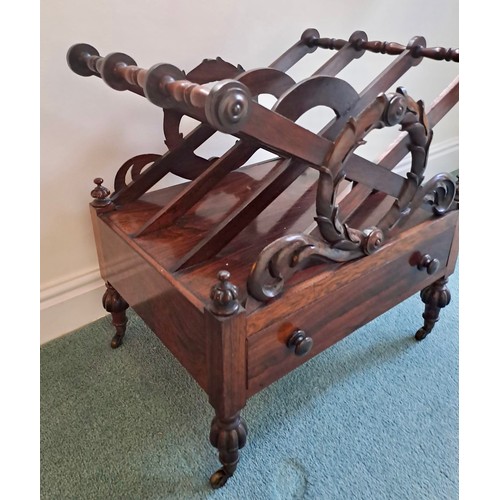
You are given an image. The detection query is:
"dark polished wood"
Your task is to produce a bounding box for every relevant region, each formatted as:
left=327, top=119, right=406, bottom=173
left=102, top=282, right=129, bottom=348
left=337, top=77, right=459, bottom=224
left=287, top=329, right=314, bottom=357
left=68, top=29, right=459, bottom=488
left=209, top=270, right=240, bottom=316
left=246, top=212, right=457, bottom=394
left=415, top=277, right=452, bottom=340
left=309, top=35, right=459, bottom=62
left=209, top=412, right=248, bottom=488
left=91, top=178, right=112, bottom=208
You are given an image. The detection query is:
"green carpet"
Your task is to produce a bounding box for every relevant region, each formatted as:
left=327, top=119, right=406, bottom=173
left=41, top=269, right=458, bottom=499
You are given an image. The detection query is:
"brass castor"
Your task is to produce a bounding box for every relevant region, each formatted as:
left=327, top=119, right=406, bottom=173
left=415, top=327, right=429, bottom=341
left=209, top=412, right=246, bottom=489
left=210, top=468, right=231, bottom=489
left=110, top=333, right=124, bottom=349
left=102, top=282, right=129, bottom=349
left=415, top=277, right=451, bottom=342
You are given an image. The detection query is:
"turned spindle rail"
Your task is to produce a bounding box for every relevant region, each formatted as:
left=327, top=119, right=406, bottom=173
left=67, top=28, right=459, bottom=489
left=308, top=35, right=459, bottom=62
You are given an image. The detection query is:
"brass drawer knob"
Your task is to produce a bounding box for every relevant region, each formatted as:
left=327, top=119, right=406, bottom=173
left=287, top=329, right=313, bottom=356
left=417, top=254, right=440, bottom=275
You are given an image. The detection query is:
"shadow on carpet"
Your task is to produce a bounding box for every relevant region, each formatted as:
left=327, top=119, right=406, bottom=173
left=41, top=269, right=458, bottom=499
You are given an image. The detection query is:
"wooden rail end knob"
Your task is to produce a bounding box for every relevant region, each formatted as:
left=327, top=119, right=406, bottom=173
left=205, top=80, right=251, bottom=133
left=67, top=43, right=99, bottom=76
left=301, top=28, right=320, bottom=49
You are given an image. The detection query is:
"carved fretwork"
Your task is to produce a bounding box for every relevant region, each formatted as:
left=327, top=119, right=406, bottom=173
left=247, top=89, right=456, bottom=301
left=113, top=153, right=161, bottom=193
left=315, top=88, right=431, bottom=247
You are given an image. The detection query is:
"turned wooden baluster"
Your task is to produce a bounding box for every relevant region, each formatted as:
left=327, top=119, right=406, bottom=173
left=309, top=36, right=459, bottom=62
left=71, top=42, right=415, bottom=174
left=111, top=30, right=321, bottom=207
left=68, top=36, right=438, bottom=203
left=67, top=29, right=323, bottom=207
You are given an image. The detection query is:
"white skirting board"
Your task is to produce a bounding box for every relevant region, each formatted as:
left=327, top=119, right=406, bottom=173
left=40, top=137, right=458, bottom=345
left=41, top=268, right=106, bottom=344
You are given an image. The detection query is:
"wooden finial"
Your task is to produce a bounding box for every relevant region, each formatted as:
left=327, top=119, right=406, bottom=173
left=91, top=177, right=111, bottom=207
left=209, top=270, right=240, bottom=316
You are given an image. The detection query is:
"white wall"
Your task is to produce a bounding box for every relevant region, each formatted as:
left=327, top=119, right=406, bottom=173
left=40, top=0, right=459, bottom=343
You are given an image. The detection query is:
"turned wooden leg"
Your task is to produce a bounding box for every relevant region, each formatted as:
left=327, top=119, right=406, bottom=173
left=209, top=411, right=248, bottom=489
left=102, top=282, right=129, bottom=348
left=415, top=277, right=451, bottom=341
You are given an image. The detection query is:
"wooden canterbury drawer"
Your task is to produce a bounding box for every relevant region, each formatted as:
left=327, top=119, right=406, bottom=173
left=246, top=212, right=458, bottom=396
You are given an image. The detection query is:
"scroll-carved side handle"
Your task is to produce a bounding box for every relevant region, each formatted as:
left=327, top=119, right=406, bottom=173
left=309, top=36, right=458, bottom=62
left=287, top=330, right=313, bottom=357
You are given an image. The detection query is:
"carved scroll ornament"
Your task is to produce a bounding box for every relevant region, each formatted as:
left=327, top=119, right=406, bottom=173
left=247, top=89, right=456, bottom=301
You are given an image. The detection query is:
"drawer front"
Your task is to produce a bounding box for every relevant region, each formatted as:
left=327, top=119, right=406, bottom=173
left=246, top=215, right=457, bottom=396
